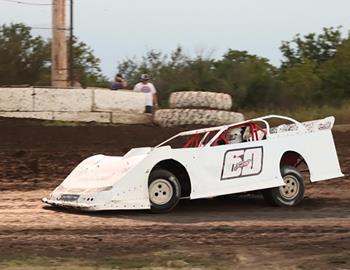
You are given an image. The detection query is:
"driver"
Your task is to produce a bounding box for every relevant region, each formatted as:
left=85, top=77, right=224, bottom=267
left=227, top=128, right=242, bottom=144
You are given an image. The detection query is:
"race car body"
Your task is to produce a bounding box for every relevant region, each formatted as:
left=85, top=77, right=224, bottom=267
left=42, top=115, right=344, bottom=212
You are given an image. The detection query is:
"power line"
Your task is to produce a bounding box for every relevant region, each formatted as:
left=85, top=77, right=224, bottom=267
left=0, top=0, right=52, bottom=6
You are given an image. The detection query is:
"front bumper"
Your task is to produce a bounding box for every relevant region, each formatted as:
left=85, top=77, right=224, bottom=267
left=42, top=197, right=98, bottom=211
left=41, top=197, right=151, bottom=211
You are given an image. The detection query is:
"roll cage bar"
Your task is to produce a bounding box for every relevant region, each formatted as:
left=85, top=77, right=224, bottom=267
left=156, top=115, right=306, bottom=149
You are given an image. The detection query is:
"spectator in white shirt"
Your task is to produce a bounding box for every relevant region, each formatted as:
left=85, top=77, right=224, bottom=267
left=133, top=74, right=158, bottom=113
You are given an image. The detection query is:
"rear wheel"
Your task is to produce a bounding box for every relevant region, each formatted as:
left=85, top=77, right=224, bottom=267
left=148, top=169, right=181, bottom=213
left=262, top=166, right=305, bottom=206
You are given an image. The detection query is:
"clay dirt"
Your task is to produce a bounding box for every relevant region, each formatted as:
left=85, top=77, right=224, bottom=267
left=0, top=118, right=349, bottom=270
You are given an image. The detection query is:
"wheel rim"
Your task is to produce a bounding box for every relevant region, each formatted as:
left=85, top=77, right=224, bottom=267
left=149, top=179, right=173, bottom=205
left=279, top=175, right=300, bottom=200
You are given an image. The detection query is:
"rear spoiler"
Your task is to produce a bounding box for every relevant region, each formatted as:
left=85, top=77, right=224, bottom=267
left=270, top=116, right=335, bottom=134
left=302, top=116, right=335, bottom=132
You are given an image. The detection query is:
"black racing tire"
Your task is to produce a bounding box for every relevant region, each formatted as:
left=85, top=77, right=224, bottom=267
left=262, top=166, right=305, bottom=206
left=148, top=169, right=181, bottom=213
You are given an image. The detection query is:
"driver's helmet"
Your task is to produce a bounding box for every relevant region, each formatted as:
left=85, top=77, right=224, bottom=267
left=227, top=128, right=242, bottom=144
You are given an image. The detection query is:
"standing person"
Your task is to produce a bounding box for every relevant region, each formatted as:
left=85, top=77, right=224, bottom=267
left=111, top=73, right=127, bottom=90
left=133, top=74, right=158, bottom=113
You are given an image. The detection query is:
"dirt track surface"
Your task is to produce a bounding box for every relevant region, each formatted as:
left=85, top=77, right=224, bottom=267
left=0, top=117, right=349, bottom=269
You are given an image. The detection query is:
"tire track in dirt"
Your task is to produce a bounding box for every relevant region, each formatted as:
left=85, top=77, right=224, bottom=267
left=0, top=118, right=349, bottom=269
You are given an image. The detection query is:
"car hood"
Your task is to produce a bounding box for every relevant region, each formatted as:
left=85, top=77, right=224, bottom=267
left=56, top=147, right=152, bottom=192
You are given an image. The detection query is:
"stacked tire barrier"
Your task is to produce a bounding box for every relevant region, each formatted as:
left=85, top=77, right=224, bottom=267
left=154, top=91, right=244, bottom=127
left=169, top=91, right=232, bottom=110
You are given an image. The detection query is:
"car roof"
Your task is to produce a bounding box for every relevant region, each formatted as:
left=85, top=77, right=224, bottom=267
left=176, top=114, right=300, bottom=136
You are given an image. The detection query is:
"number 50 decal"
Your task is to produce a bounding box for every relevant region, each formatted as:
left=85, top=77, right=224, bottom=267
left=221, top=146, right=263, bottom=180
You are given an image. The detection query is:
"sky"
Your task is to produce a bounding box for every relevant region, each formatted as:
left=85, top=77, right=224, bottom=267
left=1, top=0, right=350, bottom=79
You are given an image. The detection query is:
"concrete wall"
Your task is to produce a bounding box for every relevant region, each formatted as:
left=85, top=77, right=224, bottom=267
left=94, top=89, right=144, bottom=113
left=34, top=88, right=93, bottom=112
left=0, top=87, right=150, bottom=124
left=0, top=88, right=34, bottom=111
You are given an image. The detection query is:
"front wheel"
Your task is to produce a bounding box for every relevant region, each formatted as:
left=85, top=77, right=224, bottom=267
left=262, top=166, right=305, bottom=206
left=148, top=169, right=181, bottom=213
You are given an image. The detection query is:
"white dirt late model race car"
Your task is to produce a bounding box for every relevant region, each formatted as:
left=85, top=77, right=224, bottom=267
left=42, top=115, right=344, bottom=213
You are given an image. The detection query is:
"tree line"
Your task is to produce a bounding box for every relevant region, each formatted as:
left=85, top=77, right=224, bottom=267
left=0, top=23, right=107, bottom=88
left=119, top=26, right=350, bottom=110
left=1, top=23, right=350, bottom=110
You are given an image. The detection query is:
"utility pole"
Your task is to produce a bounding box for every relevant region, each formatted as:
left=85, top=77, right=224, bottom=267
left=69, top=0, right=74, bottom=87
left=52, top=0, right=68, bottom=88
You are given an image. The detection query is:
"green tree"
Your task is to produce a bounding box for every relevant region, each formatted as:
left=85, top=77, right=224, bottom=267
left=279, top=27, right=349, bottom=107
left=117, top=46, right=196, bottom=104
left=0, top=23, right=107, bottom=87
left=319, top=38, right=350, bottom=102
left=279, top=61, right=322, bottom=107
left=213, top=50, right=278, bottom=108
left=0, top=23, right=49, bottom=85
left=70, top=36, right=108, bottom=88
left=117, top=48, right=278, bottom=109
left=280, top=27, right=343, bottom=68
left=116, top=27, right=350, bottom=110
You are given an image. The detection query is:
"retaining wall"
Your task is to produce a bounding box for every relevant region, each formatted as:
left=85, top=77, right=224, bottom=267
left=0, top=88, right=151, bottom=124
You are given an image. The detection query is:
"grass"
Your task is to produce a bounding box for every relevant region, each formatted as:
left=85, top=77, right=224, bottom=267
left=244, top=104, right=350, bottom=124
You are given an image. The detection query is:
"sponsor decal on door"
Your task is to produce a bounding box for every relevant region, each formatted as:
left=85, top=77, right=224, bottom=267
left=221, top=146, right=263, bottom=180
